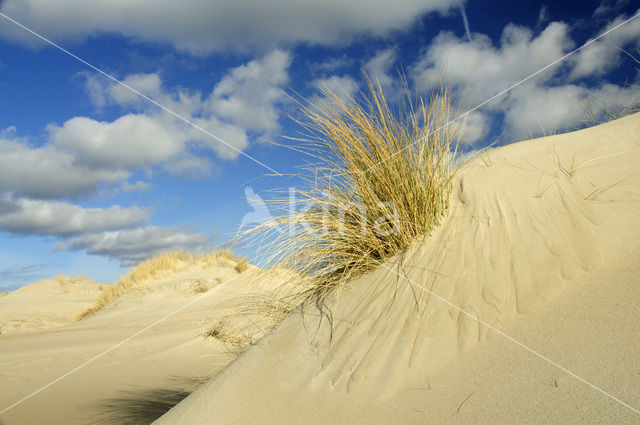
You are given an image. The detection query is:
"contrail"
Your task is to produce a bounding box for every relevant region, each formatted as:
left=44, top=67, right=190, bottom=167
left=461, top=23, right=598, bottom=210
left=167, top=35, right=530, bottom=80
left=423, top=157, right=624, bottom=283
left=460, top=5, right=472, bottom=42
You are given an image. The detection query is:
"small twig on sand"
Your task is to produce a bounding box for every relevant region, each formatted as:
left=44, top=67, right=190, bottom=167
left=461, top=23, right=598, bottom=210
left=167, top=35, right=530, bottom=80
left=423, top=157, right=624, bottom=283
left=456, top=392, right=475, bottom=414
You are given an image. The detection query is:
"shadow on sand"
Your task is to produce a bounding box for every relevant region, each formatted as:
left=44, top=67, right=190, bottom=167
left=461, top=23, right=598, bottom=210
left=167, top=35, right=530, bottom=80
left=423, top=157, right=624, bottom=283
left=91, top=379, right=203, bottom=425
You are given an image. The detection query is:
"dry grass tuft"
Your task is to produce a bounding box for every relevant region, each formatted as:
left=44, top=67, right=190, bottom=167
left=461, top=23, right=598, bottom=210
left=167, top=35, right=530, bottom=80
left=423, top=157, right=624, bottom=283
left=235, top=257, right=249, bottom=273
left=54, top=275, right=91, bottom=286
left=190, top=279, right=213, bottom=294
left=77, top=250, right=245, bottom=320
left=204, top=319, right=254, bottom=352
left=206, top=268, right=313, bottom=350
left=239, top=78, right=462, bottom=308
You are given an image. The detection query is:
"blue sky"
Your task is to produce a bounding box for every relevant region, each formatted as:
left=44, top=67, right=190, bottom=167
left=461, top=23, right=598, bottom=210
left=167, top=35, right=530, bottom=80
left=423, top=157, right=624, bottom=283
left=0, top=0, right=638, bottom=290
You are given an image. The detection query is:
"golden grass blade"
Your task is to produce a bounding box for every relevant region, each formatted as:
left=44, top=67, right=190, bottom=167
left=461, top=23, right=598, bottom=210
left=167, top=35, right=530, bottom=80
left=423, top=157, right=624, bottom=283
left=238, top=77, right=463, bottom=310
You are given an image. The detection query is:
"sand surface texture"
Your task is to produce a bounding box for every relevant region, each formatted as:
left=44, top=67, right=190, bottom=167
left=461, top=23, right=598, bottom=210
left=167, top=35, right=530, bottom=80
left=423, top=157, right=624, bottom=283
left=0, top=259, right=281, bottom=425
left=156, top=113, right=640, bottom=424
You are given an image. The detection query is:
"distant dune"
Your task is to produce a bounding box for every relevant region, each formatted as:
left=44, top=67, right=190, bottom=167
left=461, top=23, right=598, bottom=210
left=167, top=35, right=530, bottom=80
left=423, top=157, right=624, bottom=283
left=0, top=253, right=284, bottom=424
left=155, top=113, right=640, bottom=424
left=0, top=275, right=106, bottom=335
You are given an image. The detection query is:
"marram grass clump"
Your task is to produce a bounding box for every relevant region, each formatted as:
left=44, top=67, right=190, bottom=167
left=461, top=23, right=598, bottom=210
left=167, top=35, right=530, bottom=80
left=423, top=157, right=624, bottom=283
left=241, top=79, right=462, bottom=306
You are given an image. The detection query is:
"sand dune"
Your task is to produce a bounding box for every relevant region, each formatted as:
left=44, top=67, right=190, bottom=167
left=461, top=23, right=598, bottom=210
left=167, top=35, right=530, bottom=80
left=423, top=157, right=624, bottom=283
left=0, top=276, right=106, bottom=335
left=155, top=113, right=640, bottom=424
left=0, top=259, right=283, bottom=425
left=1, top=114, right=638, bottom=425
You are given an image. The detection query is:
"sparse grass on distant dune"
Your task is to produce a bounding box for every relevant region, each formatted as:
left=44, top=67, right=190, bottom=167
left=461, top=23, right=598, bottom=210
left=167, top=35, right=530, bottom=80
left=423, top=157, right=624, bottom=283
left=77, top=250, right=246, bottom=320
left=204, top=318, right=254, bottom=353
left=54, top=275, right=92, bottom=286
left=240, top=78, right=462, bottom=308
left=235, top=257, right=249, bottom=273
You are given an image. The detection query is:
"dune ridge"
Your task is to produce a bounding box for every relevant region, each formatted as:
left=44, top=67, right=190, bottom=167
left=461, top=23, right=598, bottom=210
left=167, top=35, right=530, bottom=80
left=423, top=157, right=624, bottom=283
left=0, top=275, right=105, bottom=335
left=0, top=253, right=283, bottom=425
left=155, top=112, right=640, bottom=424
left=0, top=114, right=637, bottom=424
left=76, top=250, right=248, bottom=320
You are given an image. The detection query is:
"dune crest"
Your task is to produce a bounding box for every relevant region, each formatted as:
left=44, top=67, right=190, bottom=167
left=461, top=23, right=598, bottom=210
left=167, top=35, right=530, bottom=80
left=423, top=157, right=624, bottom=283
left=156, top=113, right=640, bottom=424
left=307, top=128, right=606, bottom=396
left=0, top=255, right=285, bottom=424
left=0, top=276, right=105, bottom=334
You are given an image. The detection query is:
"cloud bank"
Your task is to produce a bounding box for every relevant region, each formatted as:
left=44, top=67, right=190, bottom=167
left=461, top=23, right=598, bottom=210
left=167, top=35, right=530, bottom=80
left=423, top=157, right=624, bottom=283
left=0, top=0, right=464, bottom=54
left=0, top=49, right=293, bottom=265
left=0, top=194, right=149, bottom=237
left=412, top=9, right=640, bottom=142
left=57, top=226, right=213, bottom=267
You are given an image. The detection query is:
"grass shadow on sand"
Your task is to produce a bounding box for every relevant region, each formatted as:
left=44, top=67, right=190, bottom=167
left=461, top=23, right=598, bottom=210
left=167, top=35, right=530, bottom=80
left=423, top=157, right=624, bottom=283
left=90, top=380, right=201, bottom=425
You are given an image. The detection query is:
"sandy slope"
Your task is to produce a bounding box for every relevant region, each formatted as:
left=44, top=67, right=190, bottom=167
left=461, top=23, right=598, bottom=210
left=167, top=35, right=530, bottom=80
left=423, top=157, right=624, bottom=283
left=0, top=276, right=106, bottom=335
left=156, top=113, right=640, bottom=424
left=0, top=263, right=283, bottom=425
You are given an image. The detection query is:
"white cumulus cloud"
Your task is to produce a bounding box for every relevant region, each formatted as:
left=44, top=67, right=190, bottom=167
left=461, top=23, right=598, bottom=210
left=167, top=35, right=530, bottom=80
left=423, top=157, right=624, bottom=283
left=412, top=22, right=574, bottom=102
left=0, top=135, right=129, bottom=198
left=412, top=12, right=640, bottom=142
left=0, top=0, right=465, bottom=54
left=57, top=226, right=213, bottom=266
left=74, top=50, right=291, bottom=167
left=48, top=114, right=185, bottom=169
left=502, top=84, right=587, bottom=139
left=207, top=50, right=291, bottom=133
left=364, top=48, right=398, bottom=90
left=568, top=11, right=640, bottom=81
left=121, top=180, right=151, bottom=192
left=460, top=111, right=490, bottom=145
left=0, top=194, right=149, bottom=236
left=310, top=75, right=360, bottom=111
